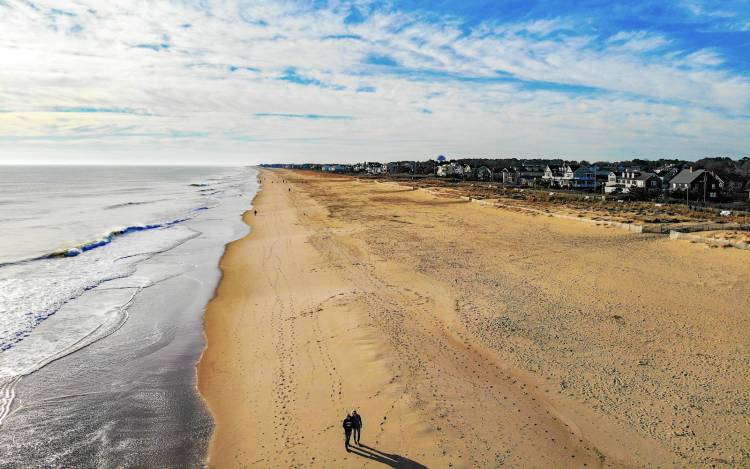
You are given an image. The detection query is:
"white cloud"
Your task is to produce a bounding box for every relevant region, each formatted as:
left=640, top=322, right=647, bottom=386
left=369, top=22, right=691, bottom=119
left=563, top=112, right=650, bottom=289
left=607, top=31, right=669, bottom=52
left=683, top=48, right=724, bottom=67
left=0, top=0, right=747, bottom=164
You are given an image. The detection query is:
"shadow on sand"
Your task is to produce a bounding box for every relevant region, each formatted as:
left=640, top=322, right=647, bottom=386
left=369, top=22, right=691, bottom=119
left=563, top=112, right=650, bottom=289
left=348, top=443, right=427, bottom=468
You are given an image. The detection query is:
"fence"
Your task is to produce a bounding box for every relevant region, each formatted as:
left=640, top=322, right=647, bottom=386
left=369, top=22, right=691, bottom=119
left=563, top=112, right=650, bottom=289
left=669, top=231, right=750, bottom=250
left=670, top=223, right=750, bottom=234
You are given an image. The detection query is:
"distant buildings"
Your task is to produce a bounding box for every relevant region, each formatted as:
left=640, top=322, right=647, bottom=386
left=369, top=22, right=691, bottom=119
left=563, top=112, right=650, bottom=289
left=605, top=169, right=661, bottom=194
left=321, top=164, right=349, bottom=173
left=262, top=156, right=750, bottom=205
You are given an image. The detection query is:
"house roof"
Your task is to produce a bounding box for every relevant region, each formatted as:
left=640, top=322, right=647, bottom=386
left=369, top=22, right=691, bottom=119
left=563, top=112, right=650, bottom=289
left=636, top=172, right=657, bottom=181
left=670, top=168, right=706, bottom=184
left=656, top=167, right=678, bottom=177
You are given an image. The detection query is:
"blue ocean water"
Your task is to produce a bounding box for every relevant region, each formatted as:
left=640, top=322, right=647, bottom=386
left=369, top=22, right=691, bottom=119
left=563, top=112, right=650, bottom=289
left=0, top=166, right=257, bottom=428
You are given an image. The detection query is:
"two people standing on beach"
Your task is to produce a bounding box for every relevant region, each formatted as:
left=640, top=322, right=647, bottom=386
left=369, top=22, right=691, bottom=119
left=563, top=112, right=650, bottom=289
left=342, top=410, right=363, bottom=451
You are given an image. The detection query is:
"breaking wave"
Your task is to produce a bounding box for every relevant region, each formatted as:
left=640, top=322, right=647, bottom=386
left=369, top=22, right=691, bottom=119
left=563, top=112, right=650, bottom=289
left=45, top=219, right=188, bottom=259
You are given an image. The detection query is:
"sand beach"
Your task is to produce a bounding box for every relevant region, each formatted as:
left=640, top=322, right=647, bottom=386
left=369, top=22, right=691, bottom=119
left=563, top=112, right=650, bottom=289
left=198, top=169, right=750, bottom=468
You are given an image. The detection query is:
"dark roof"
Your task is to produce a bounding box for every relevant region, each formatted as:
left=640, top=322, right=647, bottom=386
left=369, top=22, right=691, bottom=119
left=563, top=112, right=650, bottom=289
left=636, top=172, right=657, bottom=181
left=670, top=168, right=706, bottom=185
left=656, top=167, right=678, bottom=175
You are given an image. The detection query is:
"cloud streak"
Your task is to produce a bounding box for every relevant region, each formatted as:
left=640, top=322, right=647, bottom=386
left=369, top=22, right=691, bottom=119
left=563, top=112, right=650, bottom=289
left=0, top=0, right=748, bottom=164
left=254, top=113, right=353, bottom=120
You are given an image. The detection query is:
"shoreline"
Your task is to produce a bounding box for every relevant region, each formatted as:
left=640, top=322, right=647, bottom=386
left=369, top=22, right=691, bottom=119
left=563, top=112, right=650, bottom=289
left=196, top=170, right=444, bottom=466
left=195, top=170, right=263, bottom=465
left=197, top=168, right=749, bottom=468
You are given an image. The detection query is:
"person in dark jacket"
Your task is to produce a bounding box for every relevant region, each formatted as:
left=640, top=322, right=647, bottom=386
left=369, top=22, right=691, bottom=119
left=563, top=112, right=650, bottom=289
left=351, top=410, right=362, bottom=444
left=342, top=414, right=354, bottom=450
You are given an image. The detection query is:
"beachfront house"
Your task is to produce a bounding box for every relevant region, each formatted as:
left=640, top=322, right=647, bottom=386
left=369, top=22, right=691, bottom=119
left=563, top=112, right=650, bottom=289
left=655, top=165, right=680, bottom=189
left=386, top=161, right=416, bottom=174
left=365, top=163, right=385, bottom=175
left=476, top=166, right=493, bottom=181
left=720, top=173, right=749, bottom=199
left=322, top=164, right=349, bottom=173
left=542, top=165, right=564, bottom=184
left=604, top=169, right=661, bottom=194
left=543, top=164, right=576, bottom=187
left=669, top=168, right=724, bottom=200
left=561, top=165, right=582, bottom=187
left=518, top=166, right=545, bottom=186
left=502, top=166, right=545, bottom=186
left=543, top=164, right=599, bottom=189
left=501, top=167, right=515, bottom=184
left=436, top=162, right=468, bottom=178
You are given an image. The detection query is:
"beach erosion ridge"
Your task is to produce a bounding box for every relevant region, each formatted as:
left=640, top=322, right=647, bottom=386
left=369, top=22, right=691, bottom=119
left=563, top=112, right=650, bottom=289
left=197, top=168, right=749, bottom=468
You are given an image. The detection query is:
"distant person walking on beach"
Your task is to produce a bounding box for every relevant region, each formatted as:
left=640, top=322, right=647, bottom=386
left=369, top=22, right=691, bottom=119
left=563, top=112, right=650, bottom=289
left=342, top=413, right=354, bottom=451
left=351, top=410, right=362, bottom=444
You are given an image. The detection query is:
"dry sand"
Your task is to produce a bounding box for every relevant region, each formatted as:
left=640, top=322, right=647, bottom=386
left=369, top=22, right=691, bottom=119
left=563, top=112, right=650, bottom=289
left=697, top=230, right=750, bottom=245
left=198, top=169, right=750, bottom=468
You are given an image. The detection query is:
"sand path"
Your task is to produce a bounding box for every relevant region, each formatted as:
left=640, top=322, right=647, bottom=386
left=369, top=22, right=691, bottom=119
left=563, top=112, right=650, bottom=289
left=198, top=169, right=749, bottom=468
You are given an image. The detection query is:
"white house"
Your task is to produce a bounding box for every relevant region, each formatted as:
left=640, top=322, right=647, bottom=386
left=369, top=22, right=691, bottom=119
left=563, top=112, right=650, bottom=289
left=605, top=169, right=661, bottom=194
left=365, top=163, right=385, bottom=175
left=436, top=162, right=470, bottom=178
left=543, top=164, right=598, bottom=189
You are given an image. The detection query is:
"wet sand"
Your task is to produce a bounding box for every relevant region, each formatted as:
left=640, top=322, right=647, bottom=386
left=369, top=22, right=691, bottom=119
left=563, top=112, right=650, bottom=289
left=0, top=222, right=221, bottom=468
left=198, top=169, right=750, bottom=468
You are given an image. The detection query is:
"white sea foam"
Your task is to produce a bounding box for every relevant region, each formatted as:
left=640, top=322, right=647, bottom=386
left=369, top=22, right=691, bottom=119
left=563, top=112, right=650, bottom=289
left=0, top=225, right=197, bottom=352
left=0, top=225, right=198, bottom=424
left=0, top=166, right=258, bottom=426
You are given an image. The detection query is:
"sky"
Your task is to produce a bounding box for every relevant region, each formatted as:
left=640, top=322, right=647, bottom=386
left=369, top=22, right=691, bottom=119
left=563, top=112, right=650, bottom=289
left=1, top=0, right=749, bottom=164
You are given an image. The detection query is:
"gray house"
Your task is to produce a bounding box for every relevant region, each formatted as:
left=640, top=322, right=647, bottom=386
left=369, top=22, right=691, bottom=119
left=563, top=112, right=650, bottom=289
left=669, top=168, right=723, bottom=200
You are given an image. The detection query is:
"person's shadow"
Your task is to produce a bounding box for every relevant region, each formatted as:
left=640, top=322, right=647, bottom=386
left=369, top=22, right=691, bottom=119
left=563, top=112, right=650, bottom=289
left=348, top=443, right=427, bottom=468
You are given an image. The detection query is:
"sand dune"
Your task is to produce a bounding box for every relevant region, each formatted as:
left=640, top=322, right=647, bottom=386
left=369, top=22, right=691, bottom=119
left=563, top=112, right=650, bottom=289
left=198, top=169, right=750, bottom=468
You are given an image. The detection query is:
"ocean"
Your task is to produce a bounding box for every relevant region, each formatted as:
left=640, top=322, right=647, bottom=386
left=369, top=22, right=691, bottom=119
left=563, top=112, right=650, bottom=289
left=0, top=166, right=258, bottom=467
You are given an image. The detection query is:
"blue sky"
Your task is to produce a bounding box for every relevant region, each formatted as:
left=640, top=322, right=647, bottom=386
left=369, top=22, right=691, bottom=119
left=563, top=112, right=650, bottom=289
left=0, top=0, right=749, bottom=164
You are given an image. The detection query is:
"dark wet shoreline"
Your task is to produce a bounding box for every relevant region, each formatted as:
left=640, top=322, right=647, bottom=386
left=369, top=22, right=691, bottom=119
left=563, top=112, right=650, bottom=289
left=0, top=256, right=215, bottom=468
